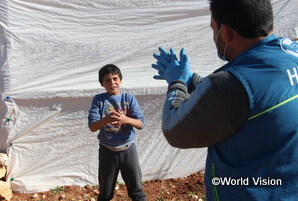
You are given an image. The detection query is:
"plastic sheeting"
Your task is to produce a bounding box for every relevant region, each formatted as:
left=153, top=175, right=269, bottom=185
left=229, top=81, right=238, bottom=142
left=0, top=0, right=297, bottom=193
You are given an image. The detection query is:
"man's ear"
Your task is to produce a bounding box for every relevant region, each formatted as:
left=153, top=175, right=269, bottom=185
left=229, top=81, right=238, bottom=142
left=222, top=24, right=232, bottom=43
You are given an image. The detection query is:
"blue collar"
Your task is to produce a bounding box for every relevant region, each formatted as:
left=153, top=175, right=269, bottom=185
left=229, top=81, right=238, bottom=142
left=214, top=34, right=277, bottom=73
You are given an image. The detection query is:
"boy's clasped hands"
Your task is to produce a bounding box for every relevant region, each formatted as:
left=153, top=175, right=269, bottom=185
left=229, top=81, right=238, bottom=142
left=106, top=108, right=126, bottom=128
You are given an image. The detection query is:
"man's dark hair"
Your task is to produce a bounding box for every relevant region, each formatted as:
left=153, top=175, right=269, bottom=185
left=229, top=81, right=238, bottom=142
left=98, top=64, right=122, bottom=84
left=209, top=0, right=273, bottom=38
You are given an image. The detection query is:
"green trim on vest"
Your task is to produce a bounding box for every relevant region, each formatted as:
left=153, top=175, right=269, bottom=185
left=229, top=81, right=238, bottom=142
left=211, top=163, right=220, bottom=201
left=248, top=94, right=298, bottom=120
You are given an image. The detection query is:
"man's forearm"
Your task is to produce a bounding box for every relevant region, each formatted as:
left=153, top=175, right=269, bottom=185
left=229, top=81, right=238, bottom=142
left=161, top=71, right=249, bottom=148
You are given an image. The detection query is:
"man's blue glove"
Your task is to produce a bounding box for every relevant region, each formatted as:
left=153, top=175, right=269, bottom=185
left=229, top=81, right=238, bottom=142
left=152, top=47, right=193, bottom=85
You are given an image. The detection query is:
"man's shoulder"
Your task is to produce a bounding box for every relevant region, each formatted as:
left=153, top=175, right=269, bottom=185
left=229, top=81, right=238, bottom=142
left=208, top=71, right=240, bottom=86
left=207, top=71, right=247, bottom=99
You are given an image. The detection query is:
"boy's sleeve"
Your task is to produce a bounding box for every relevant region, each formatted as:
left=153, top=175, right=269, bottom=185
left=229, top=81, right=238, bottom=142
left=88, top=95, right=101, bottom=128
left=129, top=94, right=145, bottom=129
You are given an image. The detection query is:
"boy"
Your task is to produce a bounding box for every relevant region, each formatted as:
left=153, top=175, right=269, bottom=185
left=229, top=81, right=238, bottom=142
left=88, top=64, right=146, bottom=201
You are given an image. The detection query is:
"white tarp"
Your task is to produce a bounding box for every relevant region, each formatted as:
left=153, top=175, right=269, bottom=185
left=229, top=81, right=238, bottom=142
left=0, top=0, right=297, bottom=193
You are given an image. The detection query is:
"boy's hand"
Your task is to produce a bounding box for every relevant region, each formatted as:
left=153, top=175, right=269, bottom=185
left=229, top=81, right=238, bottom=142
left=103, top=111, right=121, bottom=128
left=110, top=109, right=128, bottom=127
left=109, top=108, right=143, bottom=129
left=89, top=109, right=125, bottom=132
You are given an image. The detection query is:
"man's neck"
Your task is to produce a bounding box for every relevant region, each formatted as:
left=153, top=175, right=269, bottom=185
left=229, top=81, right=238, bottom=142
left=228, top=32, right=273, bottom=60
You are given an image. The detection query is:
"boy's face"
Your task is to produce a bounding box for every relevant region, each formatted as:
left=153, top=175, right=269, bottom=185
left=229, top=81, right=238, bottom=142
left=101, top=73, right=122, bottom=95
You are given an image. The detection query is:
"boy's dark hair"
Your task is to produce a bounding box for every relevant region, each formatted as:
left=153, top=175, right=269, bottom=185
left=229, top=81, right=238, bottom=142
left=98, top=64, right=122, bottom=84
left=209, top=0, right=273, bottom=38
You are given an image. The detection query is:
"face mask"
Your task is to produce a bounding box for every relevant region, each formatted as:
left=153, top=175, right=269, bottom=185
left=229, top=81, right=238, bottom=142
left=215, top=25, right=229, bottom=61
left=217, top=46, right=228, bottom=61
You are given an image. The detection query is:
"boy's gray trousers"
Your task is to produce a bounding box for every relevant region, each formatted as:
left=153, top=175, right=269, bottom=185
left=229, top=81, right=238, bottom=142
left=98, top=143, right=146, bottom=201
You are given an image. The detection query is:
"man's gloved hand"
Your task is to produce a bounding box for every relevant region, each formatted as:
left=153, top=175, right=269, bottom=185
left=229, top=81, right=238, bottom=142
left=152, top=47, right=193, bottom=85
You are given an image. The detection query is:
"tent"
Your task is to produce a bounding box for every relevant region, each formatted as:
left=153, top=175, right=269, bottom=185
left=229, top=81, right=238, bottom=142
left=0, top=0, right=297, bottom=193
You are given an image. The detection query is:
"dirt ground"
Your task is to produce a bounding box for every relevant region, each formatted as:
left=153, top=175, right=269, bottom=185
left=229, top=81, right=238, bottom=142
left=11, top=171, right=206, bottom=201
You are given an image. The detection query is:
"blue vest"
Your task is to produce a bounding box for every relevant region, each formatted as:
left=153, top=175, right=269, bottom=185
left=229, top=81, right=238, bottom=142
left=205, top=35, right=298, bottom=201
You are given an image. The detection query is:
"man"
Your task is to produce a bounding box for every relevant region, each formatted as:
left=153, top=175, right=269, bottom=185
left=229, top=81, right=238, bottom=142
left=151, top=0, right=298, bottom=200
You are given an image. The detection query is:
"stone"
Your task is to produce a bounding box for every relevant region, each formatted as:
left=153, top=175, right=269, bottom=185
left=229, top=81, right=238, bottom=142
left=0, top=153, right=8, bottom=166
left=0, top=181, right=12, bottom=201
left=0, top=165, right=6, bottom=179
left=0, top=153, right=8, bottom=180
